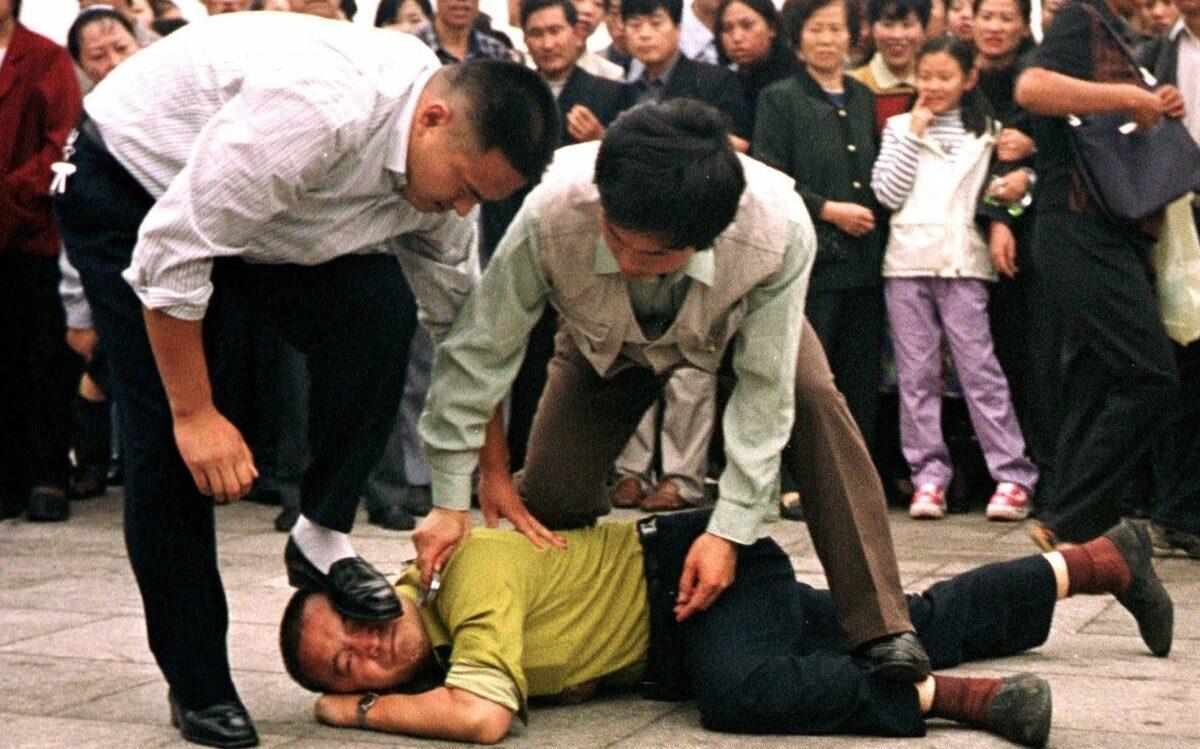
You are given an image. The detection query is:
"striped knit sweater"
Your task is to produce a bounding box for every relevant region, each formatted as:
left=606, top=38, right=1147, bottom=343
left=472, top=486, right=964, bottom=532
left=871, top=109, right=968, bottom=210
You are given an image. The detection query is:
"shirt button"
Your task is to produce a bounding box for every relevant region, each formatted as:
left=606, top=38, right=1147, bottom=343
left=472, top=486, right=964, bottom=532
left=847, top=144, right=857, bottom=152
left=853, top=181, right=862, bottom=189
left=838, top=109, right=847, bottom=117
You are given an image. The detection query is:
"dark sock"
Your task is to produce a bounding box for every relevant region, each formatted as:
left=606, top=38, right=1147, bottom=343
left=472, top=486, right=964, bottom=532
left=1062, top=536, right=1132, bottom=597
left=930, top=674, right=1003, bottom=727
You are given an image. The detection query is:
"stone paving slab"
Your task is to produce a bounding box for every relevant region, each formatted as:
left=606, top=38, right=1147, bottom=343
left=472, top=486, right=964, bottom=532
left=1, top=493, right=1198, bottom=748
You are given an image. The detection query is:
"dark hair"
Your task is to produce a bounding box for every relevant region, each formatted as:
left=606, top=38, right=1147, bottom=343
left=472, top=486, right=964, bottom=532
left=280, top=590, right=329, bottom=693
left=440, top=60, right=560, bottom=183
left=374, top=0, right=434, bottom=26
left=520, top=0, right=578, bottom=27
left=780, top=0, right=860, bottom=48
left=915, top=35, right=992, bottom=135
left=621, top=0, right=682, bottom=24
left=13, top=0, right=21, bottom=19
left=866, top=0, right=930, bottom=26
left=715, top=0, right=793, bottom=66
left=970, top=0, right=1030, bottom=25
left=596, top=100, right=746, bottom=250
left=149, top=0, right=178, bottom=17
left=67, top=8, right=136, bottom=63
left=152, top=16, right=188, bottom=34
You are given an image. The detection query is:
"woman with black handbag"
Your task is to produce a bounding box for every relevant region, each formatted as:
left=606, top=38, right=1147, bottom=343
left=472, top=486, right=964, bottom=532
left=1014, top=0, right=1190, bottom=550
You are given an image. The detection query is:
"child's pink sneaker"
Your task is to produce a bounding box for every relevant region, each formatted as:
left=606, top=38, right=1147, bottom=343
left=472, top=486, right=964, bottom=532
left=909, top=484, right=946, bottom=520
left=987, top=482, right=1031, bottom=522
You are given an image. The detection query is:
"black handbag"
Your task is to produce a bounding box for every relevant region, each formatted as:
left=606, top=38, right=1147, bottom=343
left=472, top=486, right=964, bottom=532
left=1065, top=4, right=1200, bottom=223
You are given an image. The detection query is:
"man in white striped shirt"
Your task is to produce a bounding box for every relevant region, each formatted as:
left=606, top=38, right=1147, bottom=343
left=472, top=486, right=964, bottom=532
left=53, top=11, right=559, bottom=748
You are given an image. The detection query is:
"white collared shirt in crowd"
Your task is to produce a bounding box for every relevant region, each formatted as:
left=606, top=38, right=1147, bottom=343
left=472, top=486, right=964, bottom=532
left=679, top=3, right=718, bottom=64
left=83, top=11, right=478, bottom=341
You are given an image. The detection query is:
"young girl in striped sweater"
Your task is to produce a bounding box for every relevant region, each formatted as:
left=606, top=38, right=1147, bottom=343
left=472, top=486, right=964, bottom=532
left=871, top=36, right=1037, bottom=522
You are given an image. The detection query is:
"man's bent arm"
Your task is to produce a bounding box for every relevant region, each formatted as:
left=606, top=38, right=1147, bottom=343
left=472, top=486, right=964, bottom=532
left=319, top=687, right=513, bottom=744
left=710, top=206, right=816, bottom=545
left=1014, top=68, right=1149, bottom=118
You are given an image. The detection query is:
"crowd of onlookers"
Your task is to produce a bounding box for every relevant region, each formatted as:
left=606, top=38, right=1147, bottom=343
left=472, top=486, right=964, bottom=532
left=2, top=0, right=1197, bottom=558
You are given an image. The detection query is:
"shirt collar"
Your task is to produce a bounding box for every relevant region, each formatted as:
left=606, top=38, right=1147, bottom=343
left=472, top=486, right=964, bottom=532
left=1172, top=18, right=1200, bottom=43
left=868, top=52, right=915, bottom=90
left=631, top=51, right=681, bottom=87
left=385, top=66, right=439, bottom=179
left=593, top=234, right=715, bottom=286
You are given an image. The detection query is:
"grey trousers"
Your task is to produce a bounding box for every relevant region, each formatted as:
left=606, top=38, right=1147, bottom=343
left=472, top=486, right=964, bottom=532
left=614, top=366, right=716, bottom=501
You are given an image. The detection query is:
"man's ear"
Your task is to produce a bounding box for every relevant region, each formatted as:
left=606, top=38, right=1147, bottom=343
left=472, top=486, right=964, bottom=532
left=414, top=100, right=454, bottom=135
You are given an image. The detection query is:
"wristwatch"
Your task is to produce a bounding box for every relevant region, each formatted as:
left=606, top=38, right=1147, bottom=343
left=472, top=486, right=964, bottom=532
left=357, top=692, right=379, bottom=730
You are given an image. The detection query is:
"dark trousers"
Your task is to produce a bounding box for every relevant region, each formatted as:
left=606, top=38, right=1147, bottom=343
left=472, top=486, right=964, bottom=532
left=54, top=128, right=417, bottom=709
left=519, top=318, right=912, bottom=647
left=1153, top=341, right=1200, bottom=535
left=685, top=534, right=1056, bottom=737
left=0, top=252, right=78, bottom=498
left=506, top=306, right=557, bottom=471
left=1037, top=212, right=1179, bottom=542
left=805, top=286, right=885, bottom=450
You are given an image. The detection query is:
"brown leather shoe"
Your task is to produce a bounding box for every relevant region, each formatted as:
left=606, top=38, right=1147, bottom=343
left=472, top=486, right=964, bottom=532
left=610, top=476, right=645, bottom=508
left=640, top=479, right=691, bottom=512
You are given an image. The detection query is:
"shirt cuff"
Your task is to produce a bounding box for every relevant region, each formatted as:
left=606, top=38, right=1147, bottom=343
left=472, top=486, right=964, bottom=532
left=444, top=661, right=525, bottom=722
left=432, top=469, right=475, bottom=511
left=64, top=302, right=93, bottom=330
left=121, top=266, right=211, bottom=321
left=704, top=497, right=766, bottom=547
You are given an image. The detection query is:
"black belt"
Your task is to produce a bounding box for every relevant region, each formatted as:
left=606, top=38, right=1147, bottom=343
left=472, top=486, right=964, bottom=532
left=635, top=508, right=712, bottom=701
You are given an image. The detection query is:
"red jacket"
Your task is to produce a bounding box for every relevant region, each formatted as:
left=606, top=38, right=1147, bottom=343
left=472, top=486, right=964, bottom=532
left=0, top=23, right=82, bottom=257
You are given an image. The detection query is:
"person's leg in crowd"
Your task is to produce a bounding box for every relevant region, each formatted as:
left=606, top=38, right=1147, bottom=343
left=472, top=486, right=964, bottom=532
left=806, top=286, right=886, bottom=450
left=1151, top=340, right=1200, bottom=557
left=248, top=326, right=309, bottom=533
left=1038, top=215, right=1179, bottom=544
left=0, top=252, right=79, bottom=521
left=782, top=317, right=915, bottom=652
left=519, top=332, right=669, bottom=528
left=56, top=131, right=245, bottom=718
left=507, top=307, right=558, bottom=471
left=884, top=277, right=952, bottom=518
left=935, top=279, right=1039, bottom=515
left=1024, top=221, right=1063, bottom=512
left=69, top=348, right=114, bottom=499
left=613, top=403, right=658, bottom=508
left=642, top=367, right=716, bottom=511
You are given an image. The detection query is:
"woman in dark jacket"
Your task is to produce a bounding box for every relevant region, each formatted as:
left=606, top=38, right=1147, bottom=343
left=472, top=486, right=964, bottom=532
left=715, top=0, right=798, bottom=134
left=753, top=0, right=886, bottom=480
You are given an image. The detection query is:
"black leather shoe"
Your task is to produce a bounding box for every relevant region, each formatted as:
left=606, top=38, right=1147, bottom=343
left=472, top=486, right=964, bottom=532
left=852, top=632, right=931, bottom=681
left=984, top=673, right=1052, bottom=748
left=26, top=488, right=70, bottom=522
left=1106, top=520, right=1174, bottom=657
left=368, top=503, right=416, bottom=531
left=284, top=538, right=401, bottom=621
left=168, top=691, right=259, bottom=749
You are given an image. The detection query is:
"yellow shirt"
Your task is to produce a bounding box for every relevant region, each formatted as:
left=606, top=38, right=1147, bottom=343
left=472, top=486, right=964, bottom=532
left=395, top=524, right=650, bottom=720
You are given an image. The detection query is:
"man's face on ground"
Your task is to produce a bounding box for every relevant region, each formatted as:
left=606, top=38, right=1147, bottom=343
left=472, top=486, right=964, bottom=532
left=438, top=0, right=481, bottom=28
left=600, top=218, right=695, bottom=281
left=203, top=0, right=252, bottom=13
left=297, top=594, right=429, bottom=693
left=526, top=5, right=581, bottom=79
left=405, top=100, right=528, bottom=215
left=625, top=9, right=681, bottom=67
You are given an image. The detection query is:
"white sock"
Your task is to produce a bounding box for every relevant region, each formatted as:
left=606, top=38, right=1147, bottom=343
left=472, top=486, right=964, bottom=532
left=291, top=515, right=356, bottom=574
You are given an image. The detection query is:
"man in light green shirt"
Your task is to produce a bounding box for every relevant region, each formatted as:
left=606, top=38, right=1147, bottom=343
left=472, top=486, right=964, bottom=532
left=412, top=99, right=926, bottom=672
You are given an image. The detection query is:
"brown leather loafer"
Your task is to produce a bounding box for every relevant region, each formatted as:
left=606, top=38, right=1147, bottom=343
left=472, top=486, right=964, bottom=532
left=640, top=480, right=691, bottom=512
left=610, top=476, right=646, bottom=508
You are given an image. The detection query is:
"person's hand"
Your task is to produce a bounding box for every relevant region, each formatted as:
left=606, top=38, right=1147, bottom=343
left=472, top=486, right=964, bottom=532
left=986, top=170, right=1030, bottom=204
left=566, top=104, right=606, bottom=143
left=314, top=694, right=359, bottom=727
left=66, top=327, right=99, bottom=360
left=674, top=532, right=737, bottom=622
left=476, top=466, right=567, bottom=550
left=910, top=93, right=934, bottom=136
left=1125, top=86, right=1167, bottom=131
left=989, top=221, right=1018, bottom=278
left=412, top=507, right=471, bottom=589
left=995, top=128, right=1036, bottom=162
left=821, top=201, right=876, bottom=237
left=1156, top=84, right=1186, bottom=120
left=173, top=406, right=257, bottom=503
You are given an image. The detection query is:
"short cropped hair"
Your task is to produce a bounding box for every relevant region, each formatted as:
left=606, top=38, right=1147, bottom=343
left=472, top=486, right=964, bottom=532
left=866, top=0, right=931, bottom=26
left=440, top=61, right=560, bottom=183
left=595, top=100, right=745, bottom=250
left=621, top=0, right=682, bottom=24
left=280, top=589, right=328, bottom=694
left=520, top=0, right=578, bottom=28
left=67, top=8, right=136, bottom=63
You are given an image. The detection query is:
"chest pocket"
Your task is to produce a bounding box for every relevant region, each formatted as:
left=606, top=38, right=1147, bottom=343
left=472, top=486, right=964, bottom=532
left=680, top=300, right=748, bottom=371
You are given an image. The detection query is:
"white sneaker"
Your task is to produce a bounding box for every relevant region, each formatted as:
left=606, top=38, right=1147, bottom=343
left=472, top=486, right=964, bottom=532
left=986, top=482, right=1031, bottom=522
left=909, top=484, right=946, bottom=520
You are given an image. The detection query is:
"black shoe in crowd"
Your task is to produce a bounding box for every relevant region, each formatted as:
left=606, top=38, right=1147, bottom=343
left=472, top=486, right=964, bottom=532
left=403, top=484, right=432, bottom=516
left=169, top=691, right=259, bottom=749
left=852, top=631, right=931, bottom=682
left=284, top=538, right=402, bottom=621
left=26, top=487, right=70, bottom=523
left=368, top=503, right=416, bottom=531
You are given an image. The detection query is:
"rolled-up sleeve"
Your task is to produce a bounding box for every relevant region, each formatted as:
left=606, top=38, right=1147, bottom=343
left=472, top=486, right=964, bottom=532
left=122, top=84, right=338, bottom=320
left=418, top=201, right=552, bottom=510
left=58, top=253, right=92, bottom=330
left=708, top=205, right=816, bottom=546
left=389, top=209, right=480, bottom=343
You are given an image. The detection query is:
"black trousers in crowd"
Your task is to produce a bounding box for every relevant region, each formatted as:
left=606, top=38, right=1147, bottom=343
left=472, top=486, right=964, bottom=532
left=1035, top=212, right=1180, bottom=542
left=805, top=286, right=885, bottom=450
left=1153, top=340, right=1200, bottom=535
left=0, top=252, right=79, bottom=503
left=54, top=126, right=418, bottom=710
left=680, top=524, right=1056, bottom=737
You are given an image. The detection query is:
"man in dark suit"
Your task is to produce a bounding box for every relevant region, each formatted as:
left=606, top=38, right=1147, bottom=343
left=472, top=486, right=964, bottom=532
left=621, top=0, right=751, bottom=149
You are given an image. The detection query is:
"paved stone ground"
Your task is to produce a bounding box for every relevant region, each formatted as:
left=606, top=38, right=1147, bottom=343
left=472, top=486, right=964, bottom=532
left=2, top=492, right=1197, bottom=748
